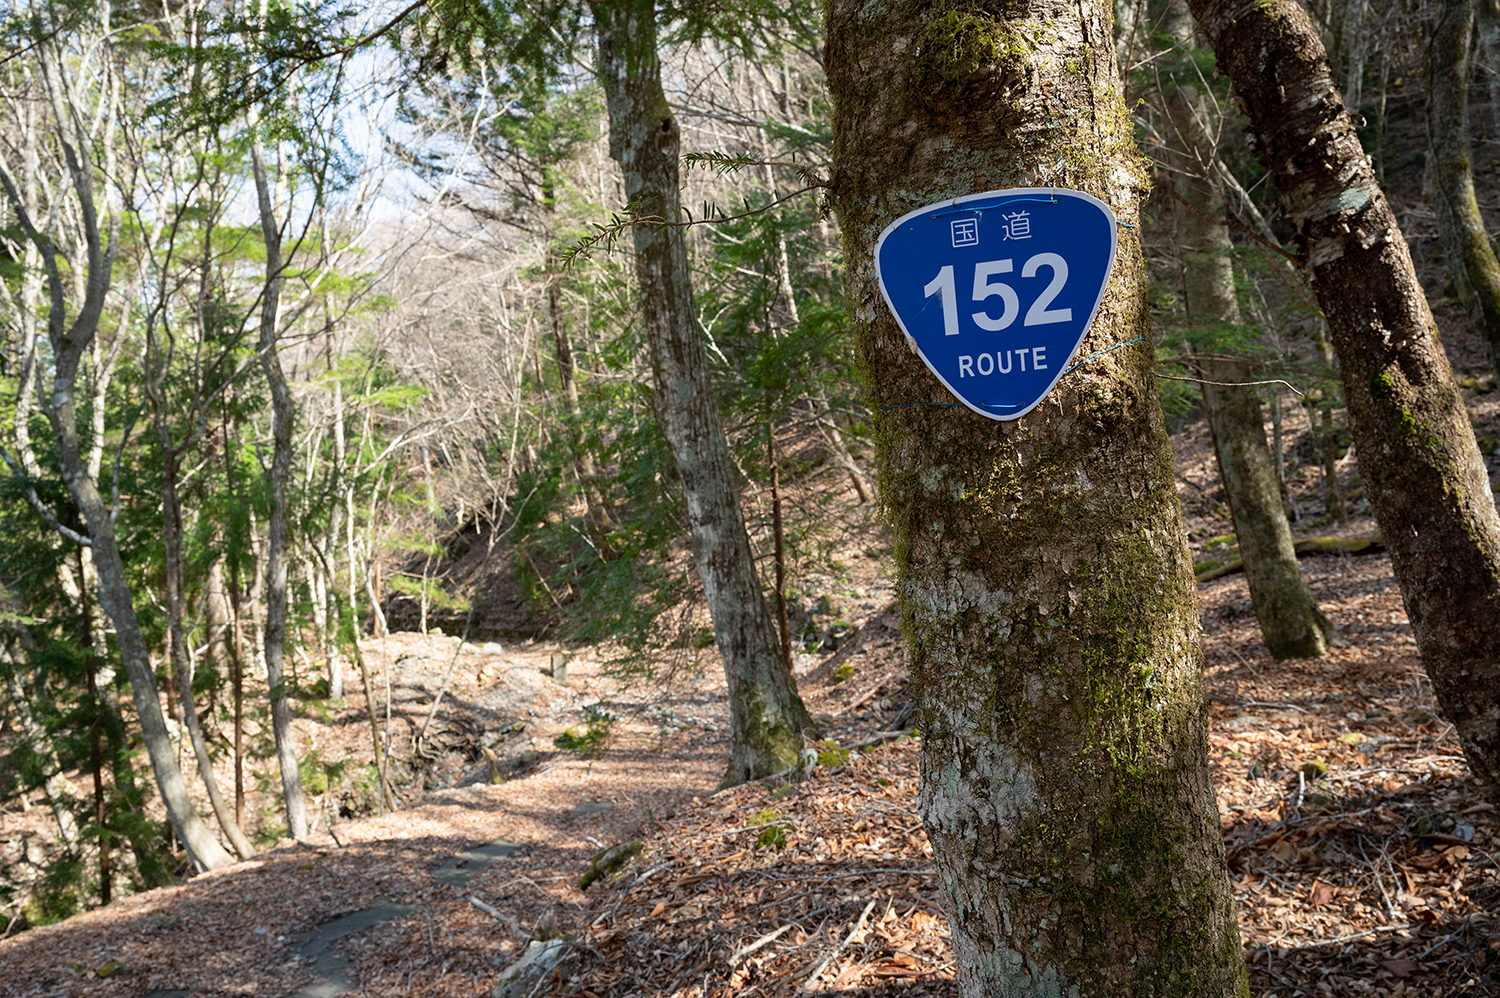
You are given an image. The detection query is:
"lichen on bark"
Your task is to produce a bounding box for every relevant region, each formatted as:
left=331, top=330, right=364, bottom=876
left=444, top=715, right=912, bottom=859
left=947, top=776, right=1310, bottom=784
left=1188, top=0, right=1500, bottom=789
left=826, top=0, right=1249, bottom=993
left=592, top=0, right=814, bottom=789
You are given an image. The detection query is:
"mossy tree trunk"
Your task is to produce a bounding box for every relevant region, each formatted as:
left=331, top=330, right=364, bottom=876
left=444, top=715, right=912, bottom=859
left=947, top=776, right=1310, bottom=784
left=1430, top=0, right=1500, bottom=379
left=1189, top=0, right=1500, bottom=787
left=1157, top=5, right=1338, bottom=659
left=826, top=0, right=1249, bottom=993
left=593, top=0, right=814, bottom=787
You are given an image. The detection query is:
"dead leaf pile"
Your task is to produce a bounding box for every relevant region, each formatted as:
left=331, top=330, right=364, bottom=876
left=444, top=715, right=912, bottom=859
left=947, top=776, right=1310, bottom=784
left=566, top=737, right=955, bottom=997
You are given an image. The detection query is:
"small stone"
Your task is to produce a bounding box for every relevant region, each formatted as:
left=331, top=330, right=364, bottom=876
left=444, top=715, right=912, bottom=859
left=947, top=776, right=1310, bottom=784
left=491, top=939, right=571, bottom=998
left=568, top=801, right=614, bottom=816
left=1301, top=759, right=1329, bottom=780
left=481, top=642, right=505, bottom=655
left=429, top=627, right=445, bottom=637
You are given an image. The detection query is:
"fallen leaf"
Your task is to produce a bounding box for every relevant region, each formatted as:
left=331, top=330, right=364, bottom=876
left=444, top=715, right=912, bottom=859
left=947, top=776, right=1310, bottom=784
left=648, top=901, right=666, bottom=917
left=1441, top=845, right=1470, bottom=865
left=831, top=962, right=868, bottom=988
left=1379, top=959, right=1418, bottom=978
left=1306, top=880, right=1337, bottom=908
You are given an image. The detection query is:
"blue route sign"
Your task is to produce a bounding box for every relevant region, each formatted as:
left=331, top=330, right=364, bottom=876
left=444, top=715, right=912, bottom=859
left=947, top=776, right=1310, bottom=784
left=874, top=188, right=1119, bottom=421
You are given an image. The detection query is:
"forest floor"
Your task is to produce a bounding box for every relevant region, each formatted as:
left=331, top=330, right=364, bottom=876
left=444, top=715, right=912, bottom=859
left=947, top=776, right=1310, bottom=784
left=5, top=390, right=1500, bottom=996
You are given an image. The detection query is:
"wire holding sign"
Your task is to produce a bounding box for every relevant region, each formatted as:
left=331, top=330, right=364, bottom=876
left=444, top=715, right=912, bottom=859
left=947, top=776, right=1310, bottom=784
left=874, top=188, right=1120, bottom=421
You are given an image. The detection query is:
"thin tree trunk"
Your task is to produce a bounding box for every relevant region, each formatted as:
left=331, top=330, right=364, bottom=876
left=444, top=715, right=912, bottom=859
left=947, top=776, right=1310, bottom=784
left=542, top=172, right=609, bottom=536
left=228, top=558, right=246, bottom=830
left=769, top=425, right=792, bottom=673
left=250, top=133, right=309, bottom=841
left=77, top=548, right=164, bottom=883
left=3, top=644, right=79, bottom=846
left=1430, top=0, right=1500, bottom=378
left=1190, top=0, right=1500, bottom=787
left=1318, top=401, right=1347, bottom=523
left=1157, top=8, right=1339, bottom=657
left=321, top=505, right=345, bottom=698
left=161, top=448, right=255, bottom=859
left=827, top=0, right=1250, bottom=992
left=762, top=160, right=872, bottom=504
left=84, top=648, right=111, bottom=905
left=347, top=615, right=391, bottom=814
left=593, top=0, right=815, bottom=787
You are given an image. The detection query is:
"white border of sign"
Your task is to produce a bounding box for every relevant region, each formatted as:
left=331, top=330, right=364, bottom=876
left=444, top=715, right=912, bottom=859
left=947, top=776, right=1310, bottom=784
left=872, top=187, right=1120, bottom=421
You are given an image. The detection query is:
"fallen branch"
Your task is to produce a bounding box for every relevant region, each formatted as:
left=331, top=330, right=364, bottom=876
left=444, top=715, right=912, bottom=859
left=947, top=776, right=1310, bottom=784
left=798, top=899, right=876, bottom=994
left=847, top=730, right=915, bottom=751
left=1195, top=535, right=1385, bottom=581
left=468, top=895, right=523, bottom=932
left=1264, top=923, right=1412, bottom=952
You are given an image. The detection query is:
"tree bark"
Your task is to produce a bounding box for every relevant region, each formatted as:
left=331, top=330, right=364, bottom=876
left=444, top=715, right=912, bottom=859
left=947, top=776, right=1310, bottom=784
left=1189, top=0, right=1500, bottom=786
left=1430, top=0, right=1500, bottom=379
left=160, top=446, right=256, bottom=859
left=250, top=133, right=310, bottom=840
left=1156, top=8, right=1339, bottom=658
left=592, top=0, right=815, bottom=787
left=826, top=1, right=1249, bottom=993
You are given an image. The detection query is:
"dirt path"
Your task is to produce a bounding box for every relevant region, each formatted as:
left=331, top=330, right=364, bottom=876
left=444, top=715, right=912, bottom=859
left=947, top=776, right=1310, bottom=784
left=0, top=577, right=908, bottom=997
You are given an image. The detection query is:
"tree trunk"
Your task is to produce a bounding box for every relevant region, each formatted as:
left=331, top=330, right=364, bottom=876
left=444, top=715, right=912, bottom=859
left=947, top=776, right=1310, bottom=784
left=826, top=1, right=1249, bottom=993
left=204, top=559, right=233, bottom=697
left=84, top=650, right=111, bottom=905
left=1189, top=0, right=1500, bottom=786
left=542, top=172, right=610, bottom=538
left=592, top=0, right=815, bottom=787
left=1156, top=9, right=1339, bottom=658
left=161, top=448, right=256, bottom=860
left=762, top=159, right=872, bottom=505
left=250, top=134, right=310, bottom=841
left=318, top=507, right=345, bottom=699
left=1430, top=0, right=1500, bottom=378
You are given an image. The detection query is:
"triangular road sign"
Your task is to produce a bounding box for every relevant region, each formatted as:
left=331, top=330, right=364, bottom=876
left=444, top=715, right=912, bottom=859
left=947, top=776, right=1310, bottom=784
left=874, top=188, right=1119, bottom=420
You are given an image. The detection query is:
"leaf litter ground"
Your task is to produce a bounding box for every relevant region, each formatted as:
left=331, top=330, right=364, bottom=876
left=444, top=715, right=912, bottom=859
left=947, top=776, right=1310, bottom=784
left=3, top=443, right=1499, bottom=996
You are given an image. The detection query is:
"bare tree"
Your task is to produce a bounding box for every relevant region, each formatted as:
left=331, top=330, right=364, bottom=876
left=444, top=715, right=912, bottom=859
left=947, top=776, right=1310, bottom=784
left=0, top=10, right=234, bottom=871
left=592, top=0, right=816, bottom=786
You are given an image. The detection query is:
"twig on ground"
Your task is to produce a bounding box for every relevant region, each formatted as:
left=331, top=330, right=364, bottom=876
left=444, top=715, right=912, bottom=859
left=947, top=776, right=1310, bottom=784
left=731, top=922, right=797, bottom=965
left=1270, top=923, right=1413, bottom=952
left=797, top=899, right=876, bottom=994
left=469, top=895, right=523, bottom=932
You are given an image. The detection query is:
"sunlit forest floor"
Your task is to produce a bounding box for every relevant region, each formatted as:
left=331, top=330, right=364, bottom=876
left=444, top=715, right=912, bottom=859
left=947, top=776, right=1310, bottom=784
left=3, top=405, right=1499, bottom=996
